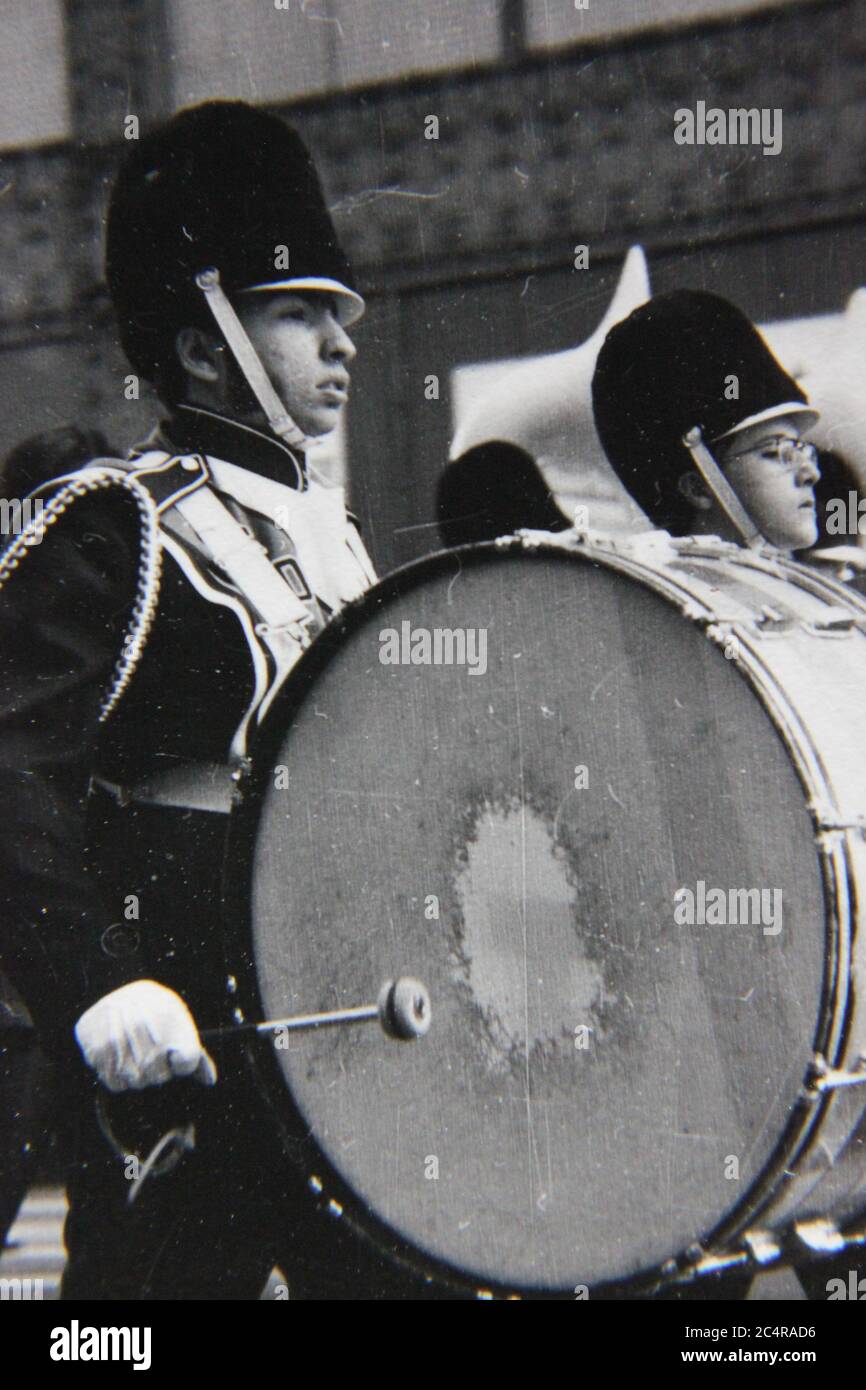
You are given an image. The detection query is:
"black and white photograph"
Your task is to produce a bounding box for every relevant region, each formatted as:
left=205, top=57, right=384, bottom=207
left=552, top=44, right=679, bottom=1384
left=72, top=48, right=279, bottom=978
left=1, top=0, right=865, bottom=1351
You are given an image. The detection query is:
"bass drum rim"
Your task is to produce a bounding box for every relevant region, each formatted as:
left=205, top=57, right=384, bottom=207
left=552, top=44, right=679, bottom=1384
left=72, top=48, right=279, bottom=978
left=222, top=538, right=838, bottom=1298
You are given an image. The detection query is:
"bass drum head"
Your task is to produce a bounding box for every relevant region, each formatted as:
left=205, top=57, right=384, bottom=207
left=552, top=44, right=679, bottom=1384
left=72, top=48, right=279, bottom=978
left=237, top=544, right=827, bottom=1292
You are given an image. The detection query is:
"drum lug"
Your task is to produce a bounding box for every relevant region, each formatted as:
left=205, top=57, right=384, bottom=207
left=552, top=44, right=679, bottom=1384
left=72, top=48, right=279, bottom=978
left=230, top=756, right=252, bottom=806
left=703, top=620, right=739, bottom=654
left=754, top=604, right=792, bottom=634
left=703, top=606, right=795, bottom=637
left=741, top=1228, right=783, bottom=1267
left=514, top=529, right=545, bottom=551
left=804, top=1052, right=866, bottom=1096
left=683, top=1248, right=749, bottom=1278
left=306, top=1173, right=341, bottom=1216
left=707, top=605, right=806, bottom=638
left=663, top=1240, right=756, bottom=1289
left=806, top=800, right=866, bottom=839
left=802, top=609, right=859, bottom=636
left=305, top=1172, right=344, bottom=1222
left=793, top=1217, right=846, bottom=1255
left=669, top=1218, right=861, bottom=1287
left=673, top=534, right=739, bottom=558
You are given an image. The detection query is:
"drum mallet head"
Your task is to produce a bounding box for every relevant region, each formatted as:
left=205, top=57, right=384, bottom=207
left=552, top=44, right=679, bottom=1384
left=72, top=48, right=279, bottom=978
left=206, top=977, right=432, bottom=1042
left=378, top=977, right=432, bottom=1040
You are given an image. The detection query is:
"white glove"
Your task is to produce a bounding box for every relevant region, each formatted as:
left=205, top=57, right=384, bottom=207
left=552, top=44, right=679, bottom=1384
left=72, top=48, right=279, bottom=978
left=74, top=979, right=217, bottom=1093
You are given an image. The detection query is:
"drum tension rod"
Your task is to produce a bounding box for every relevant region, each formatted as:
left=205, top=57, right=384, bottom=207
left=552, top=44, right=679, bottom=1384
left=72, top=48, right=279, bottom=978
left=807, top=800, right=866, bottom=835
left=203, top=977, right=431, bottom=1044
left=804, top=1053, right=866, bottom=1097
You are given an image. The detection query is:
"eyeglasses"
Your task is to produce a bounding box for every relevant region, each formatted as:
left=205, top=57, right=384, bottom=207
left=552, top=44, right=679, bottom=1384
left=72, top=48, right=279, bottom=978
left=722, top=435, right=819, bottom=472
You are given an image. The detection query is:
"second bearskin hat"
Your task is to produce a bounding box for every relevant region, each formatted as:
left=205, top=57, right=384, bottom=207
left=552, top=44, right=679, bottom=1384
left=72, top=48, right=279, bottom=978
left=591, top=290, right=817, bottom=533
left=105, top=100, right=363, bottom=383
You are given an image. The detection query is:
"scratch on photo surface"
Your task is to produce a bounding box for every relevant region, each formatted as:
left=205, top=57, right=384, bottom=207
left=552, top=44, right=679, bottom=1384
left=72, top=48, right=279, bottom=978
left=741, top=1054, right=805, bottom=1173
left=392, top=519, right=443, bottom=536
left=300, top=1, right=345, bottom=38
left=527, top=277, right=620, bottom=328
left=720, top=154, right=750, bottom=182
left=589, top=659, right=629, bottom=703
left=446, top=556, right=463, bottom=605
left=330, top=186, right=450, bottom=215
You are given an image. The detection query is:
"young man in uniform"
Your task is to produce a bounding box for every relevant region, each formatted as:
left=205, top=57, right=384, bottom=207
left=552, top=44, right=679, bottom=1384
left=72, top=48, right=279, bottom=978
left=0, top=101, right=431, bottom=1299
left=590, top=289, right=821, bottom=553
left=592, top=291, right=866, bottom=1302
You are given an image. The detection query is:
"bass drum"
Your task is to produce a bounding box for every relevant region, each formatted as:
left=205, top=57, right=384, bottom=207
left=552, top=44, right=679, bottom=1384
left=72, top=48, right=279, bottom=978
left=225, top=533, right=866, bottom=1296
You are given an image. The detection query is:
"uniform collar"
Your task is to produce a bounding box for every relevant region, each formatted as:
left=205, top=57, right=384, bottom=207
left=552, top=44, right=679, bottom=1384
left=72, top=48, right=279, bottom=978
left=206, top=455, right=333, bottom=530
left=161, top=404, right=307, bottom=491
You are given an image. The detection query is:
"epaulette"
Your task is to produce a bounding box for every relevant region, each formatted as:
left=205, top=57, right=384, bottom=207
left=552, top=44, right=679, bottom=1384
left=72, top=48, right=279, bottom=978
left=82, top=451, right=211, bottom=512
left=0, top=463, right=163, bottom=722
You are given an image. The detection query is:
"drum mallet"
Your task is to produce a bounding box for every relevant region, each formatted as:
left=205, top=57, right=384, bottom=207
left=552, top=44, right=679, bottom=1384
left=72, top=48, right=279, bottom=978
left=203, top=977, right=431, bottom=1044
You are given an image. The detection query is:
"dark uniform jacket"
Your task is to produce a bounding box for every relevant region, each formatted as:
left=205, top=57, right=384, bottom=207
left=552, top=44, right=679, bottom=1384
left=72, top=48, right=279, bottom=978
left=0, top=406, right=376, bottom=1060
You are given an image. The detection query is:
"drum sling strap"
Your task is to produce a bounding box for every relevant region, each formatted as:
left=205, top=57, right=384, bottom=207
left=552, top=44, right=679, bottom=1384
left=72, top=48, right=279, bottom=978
left=85, top=452, right=322, bottom=814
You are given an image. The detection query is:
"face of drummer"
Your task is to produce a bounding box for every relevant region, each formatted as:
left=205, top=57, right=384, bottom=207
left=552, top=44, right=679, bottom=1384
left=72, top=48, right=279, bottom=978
left=177, top=291, right=356, bottom=439
left=715, top=415, right=821, bottom=551
left=236, top=291, right=356, bottom=437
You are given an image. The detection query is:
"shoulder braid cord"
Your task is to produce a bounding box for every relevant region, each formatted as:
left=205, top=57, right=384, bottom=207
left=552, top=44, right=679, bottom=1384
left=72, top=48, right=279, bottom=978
left=0, top=469, right=162, bottom=723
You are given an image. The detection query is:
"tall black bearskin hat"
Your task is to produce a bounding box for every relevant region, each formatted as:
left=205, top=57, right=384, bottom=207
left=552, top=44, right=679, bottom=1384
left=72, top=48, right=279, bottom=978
left=105, top=100, right=363, bottom=383
left=591, top=290, right=817, bottom=534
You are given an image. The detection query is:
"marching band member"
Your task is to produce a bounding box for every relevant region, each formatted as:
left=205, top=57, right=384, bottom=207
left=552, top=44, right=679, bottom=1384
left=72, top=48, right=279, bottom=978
left=436, top=439, right=571, bottom=547
left=592, top=289, right=866, bottom=1301
left=591, top=290, right=821, bottom=556
left=0, top=101, right=428, bottom=1299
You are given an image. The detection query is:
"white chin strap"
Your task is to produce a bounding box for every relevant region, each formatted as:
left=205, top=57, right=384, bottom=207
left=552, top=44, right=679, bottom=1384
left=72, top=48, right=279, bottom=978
left=195, top=267, right=308, bottom=451
left=682, top=426, right=765, bottom=549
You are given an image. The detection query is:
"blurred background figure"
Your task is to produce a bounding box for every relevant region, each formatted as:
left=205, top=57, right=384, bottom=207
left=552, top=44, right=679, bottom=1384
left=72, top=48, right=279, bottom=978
left=0, top=424, right=112, bottom=503
left=437, top=440, right=570, bottom=548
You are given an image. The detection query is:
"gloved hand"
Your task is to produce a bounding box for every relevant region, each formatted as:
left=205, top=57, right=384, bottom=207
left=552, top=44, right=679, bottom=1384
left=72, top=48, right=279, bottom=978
left=74, top=979, right=217, bottom=1092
